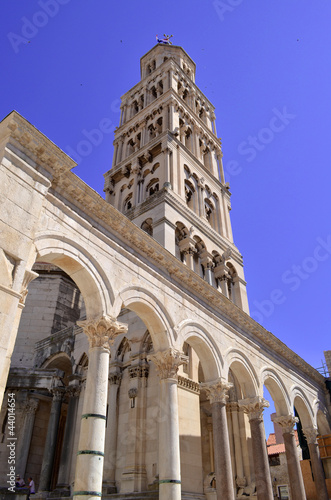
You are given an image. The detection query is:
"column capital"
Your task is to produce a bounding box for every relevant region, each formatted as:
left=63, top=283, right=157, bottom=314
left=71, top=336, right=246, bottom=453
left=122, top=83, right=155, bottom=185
left=25, top=398, right=39, bottom=414
left=51, top=387, right=65, bottom=401
left=148, top=348, right=188, bottom=380
left=109, top=372, right=122, bottom=385
left=238, top=396, right=270, bottom=422
left=77, top=315, right=128, bottom=352
left=200, top=378, right=233, bottom=405
left=271, top=414, right=298, bottom=435
left=67, top=385, right=81, bottom=399
left=302, top=426, right=319, bottom=444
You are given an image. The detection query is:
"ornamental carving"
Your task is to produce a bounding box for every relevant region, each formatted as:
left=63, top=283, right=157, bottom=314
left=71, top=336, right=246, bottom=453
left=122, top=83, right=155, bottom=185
left=19, top=269, right=39, bottom=305
left=148, top=348, right=188, bottom=380
left=303, top=426, right=318, bottom=444
left=238, top=396, right=270, bottom=422
left=109, top=373, right=122, bottom=386
left=77, top=316, right=128, bottom=352
left=25, top=398, right=39, bottom=415
left=200, top=379, right=233, bottom=405
left=66, top=385, right=81, bottom=399
left=271, top=414, right=298, bottom=435
left=51, top=387, right=65, bottom=402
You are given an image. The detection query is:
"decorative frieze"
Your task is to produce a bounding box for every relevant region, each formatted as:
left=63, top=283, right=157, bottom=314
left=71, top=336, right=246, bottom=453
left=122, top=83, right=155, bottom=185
left=77, top=315, right=128, bottom=352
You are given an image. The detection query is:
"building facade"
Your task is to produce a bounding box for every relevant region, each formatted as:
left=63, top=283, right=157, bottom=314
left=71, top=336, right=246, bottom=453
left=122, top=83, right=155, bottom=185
left=0, top=44, right=330, bottom=500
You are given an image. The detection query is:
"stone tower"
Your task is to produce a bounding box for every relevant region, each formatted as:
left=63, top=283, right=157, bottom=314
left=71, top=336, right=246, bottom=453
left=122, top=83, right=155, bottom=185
left=104, top=44, right=249, bottom=313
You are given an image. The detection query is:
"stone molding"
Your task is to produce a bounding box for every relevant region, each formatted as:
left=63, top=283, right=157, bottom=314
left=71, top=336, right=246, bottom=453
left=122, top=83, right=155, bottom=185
left=303, top=426, right=319, bottom=444
left=238, top=396, right=270, bottom=422
left=148, top=348, right=188, bottom=380
left=271, top=414, right=298, bottom=435
left=200, top=379, right=233, bottom=405
left=177, top=375, right=200, bottom=394
left=51, top=387, right=65, bottom=402
left=129, top=364, right=149, bottom=379
left=77, top=316, right=128, bottom=352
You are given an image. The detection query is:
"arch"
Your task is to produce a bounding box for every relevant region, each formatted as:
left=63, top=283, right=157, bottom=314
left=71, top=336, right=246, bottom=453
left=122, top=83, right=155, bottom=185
left=174, top=320, right=222, bottom=382
left=42, top=352, right=73, bottom=385
left=291, top=386, right=315, bottom=428
left=225, top=348, right=260, bottom=398
left=112, top=286, right=176, bottom=351
left=260, top=367, right=291, bottom=415
left=34, top=234, right=113, bottom=318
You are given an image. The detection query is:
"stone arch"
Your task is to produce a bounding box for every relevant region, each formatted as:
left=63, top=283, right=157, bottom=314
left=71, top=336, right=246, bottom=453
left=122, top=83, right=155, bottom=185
left=112, top=286, right=176, bottom=351
left=291, top=387, right=314, bottom=428
left=260, top=367, right=291, bottom=415
left=174, top=320, right=222, bottom=382
left=34, top=234, right=113, bottom=318
left=225, top=349, right=259, bottom=398
left=42, top=352, right=73, bottom=385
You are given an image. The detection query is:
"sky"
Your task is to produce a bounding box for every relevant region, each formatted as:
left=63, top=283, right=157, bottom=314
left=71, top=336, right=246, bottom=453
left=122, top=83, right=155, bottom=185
left=1, top=1, right=331, bottom=432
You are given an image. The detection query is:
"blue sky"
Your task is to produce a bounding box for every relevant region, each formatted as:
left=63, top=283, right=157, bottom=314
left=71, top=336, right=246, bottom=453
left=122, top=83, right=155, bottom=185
left=2, top=2, right=331, bottom=430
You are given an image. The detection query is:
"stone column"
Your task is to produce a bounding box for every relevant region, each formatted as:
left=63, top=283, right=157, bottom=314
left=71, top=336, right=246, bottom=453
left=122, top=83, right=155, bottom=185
left=73, top=316, right=127, bottom=500
left=16, top=398, right=39, bottom=478
left=271, top=415, right=306, bottom=500
left=201, top=379, right=236, bottom=500
left=239, top=397, right=273, bottom=500
left=200, top=251, right=214, bottom=286
left=148, top=348, right=187, bottom=500
left=178, top=237, right=196, bottom=271
left=303, top=426, right=329, bottom=500
left=228, top=402, right=246, bottom=491
left=38, top=387, right=65, bottom=492
left=103, top=367, right=122, bottom=494
left=56, top=381, right=82, bottom=492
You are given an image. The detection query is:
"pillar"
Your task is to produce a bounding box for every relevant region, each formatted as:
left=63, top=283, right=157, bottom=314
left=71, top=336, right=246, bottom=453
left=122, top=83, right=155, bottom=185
left=103, top=367, right=121, bottom=493
left=239, top=397, right=273, bottom=500
left=38, top=387, right=65, bottom=492
left=272, top=415, right=306, bottom=500
left=148, top=348, right=187, bottom=500
left=201, top=379, right=236, bottom=500
left=228, top=402, right=246, bottom=491
left=56, top=381, right=82, bottom=492
left=16, top=398, right=39, bottom=478
left=73, top=316, right=127, bottom=500
left=303, top=426, right=329, bottom=500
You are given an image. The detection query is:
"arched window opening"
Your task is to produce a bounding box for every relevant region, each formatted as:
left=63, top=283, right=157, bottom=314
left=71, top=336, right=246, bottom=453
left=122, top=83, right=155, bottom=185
left=226, top=262, right=237, bottom=304
left=151, top=86, right=157, bottom=100
left=175, top=222, right=189, bottom=262
left=157, top=80, right=163, bottom=95
left=141, top=218, right=153, bottom=236
left=127, top=139, right=135, bottom=156
left=146, top=178, right=159, bottom=197
left=185, top=127, right=192, bottom=151
left=156, top=117, right=163, bottom=135
left=184, top=180, right=195, bottom=211
left=151, top=162, right=160, bottom=174
left=132, top=100, right=139, bottom=116
left=123, top=193, right=133, bottom=212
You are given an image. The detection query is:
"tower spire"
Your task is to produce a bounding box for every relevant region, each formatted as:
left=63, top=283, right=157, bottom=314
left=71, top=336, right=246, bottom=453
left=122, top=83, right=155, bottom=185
left=104, top=45, right=249, bottom=313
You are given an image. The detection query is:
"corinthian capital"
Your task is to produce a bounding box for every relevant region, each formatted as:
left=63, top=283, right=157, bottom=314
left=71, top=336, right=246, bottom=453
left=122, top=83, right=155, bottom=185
left=271, top=414, right=298, bottom=435
left=148, top=348, right=188, bottom=380
left=239, top=396, right=270, bottom=422
left=200, top=379, right=233, bottom=405
left=302, top=426, right=319, bottom=444
left=78, top=315, right=128, bottom=352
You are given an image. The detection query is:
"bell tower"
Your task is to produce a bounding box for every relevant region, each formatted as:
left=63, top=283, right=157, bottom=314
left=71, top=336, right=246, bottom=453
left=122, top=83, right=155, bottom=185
left=104, top=44, right=249, bottom=313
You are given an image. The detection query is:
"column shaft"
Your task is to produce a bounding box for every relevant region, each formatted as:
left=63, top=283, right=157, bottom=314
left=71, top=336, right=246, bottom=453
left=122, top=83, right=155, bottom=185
left=283, top=431, right=306, bottom=500
left=308, top=442, right=328, bottom=500
left=249, top=417, right=273, bottom=500
left=39, top=389, right=64, bottom=491
left=103, top=375, right=121, bottom=491
left=159, top=378, right=181, bottom=500
left=212, top=401, right=235, bottom=500
left=16, top=399, right=39, bottom=478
